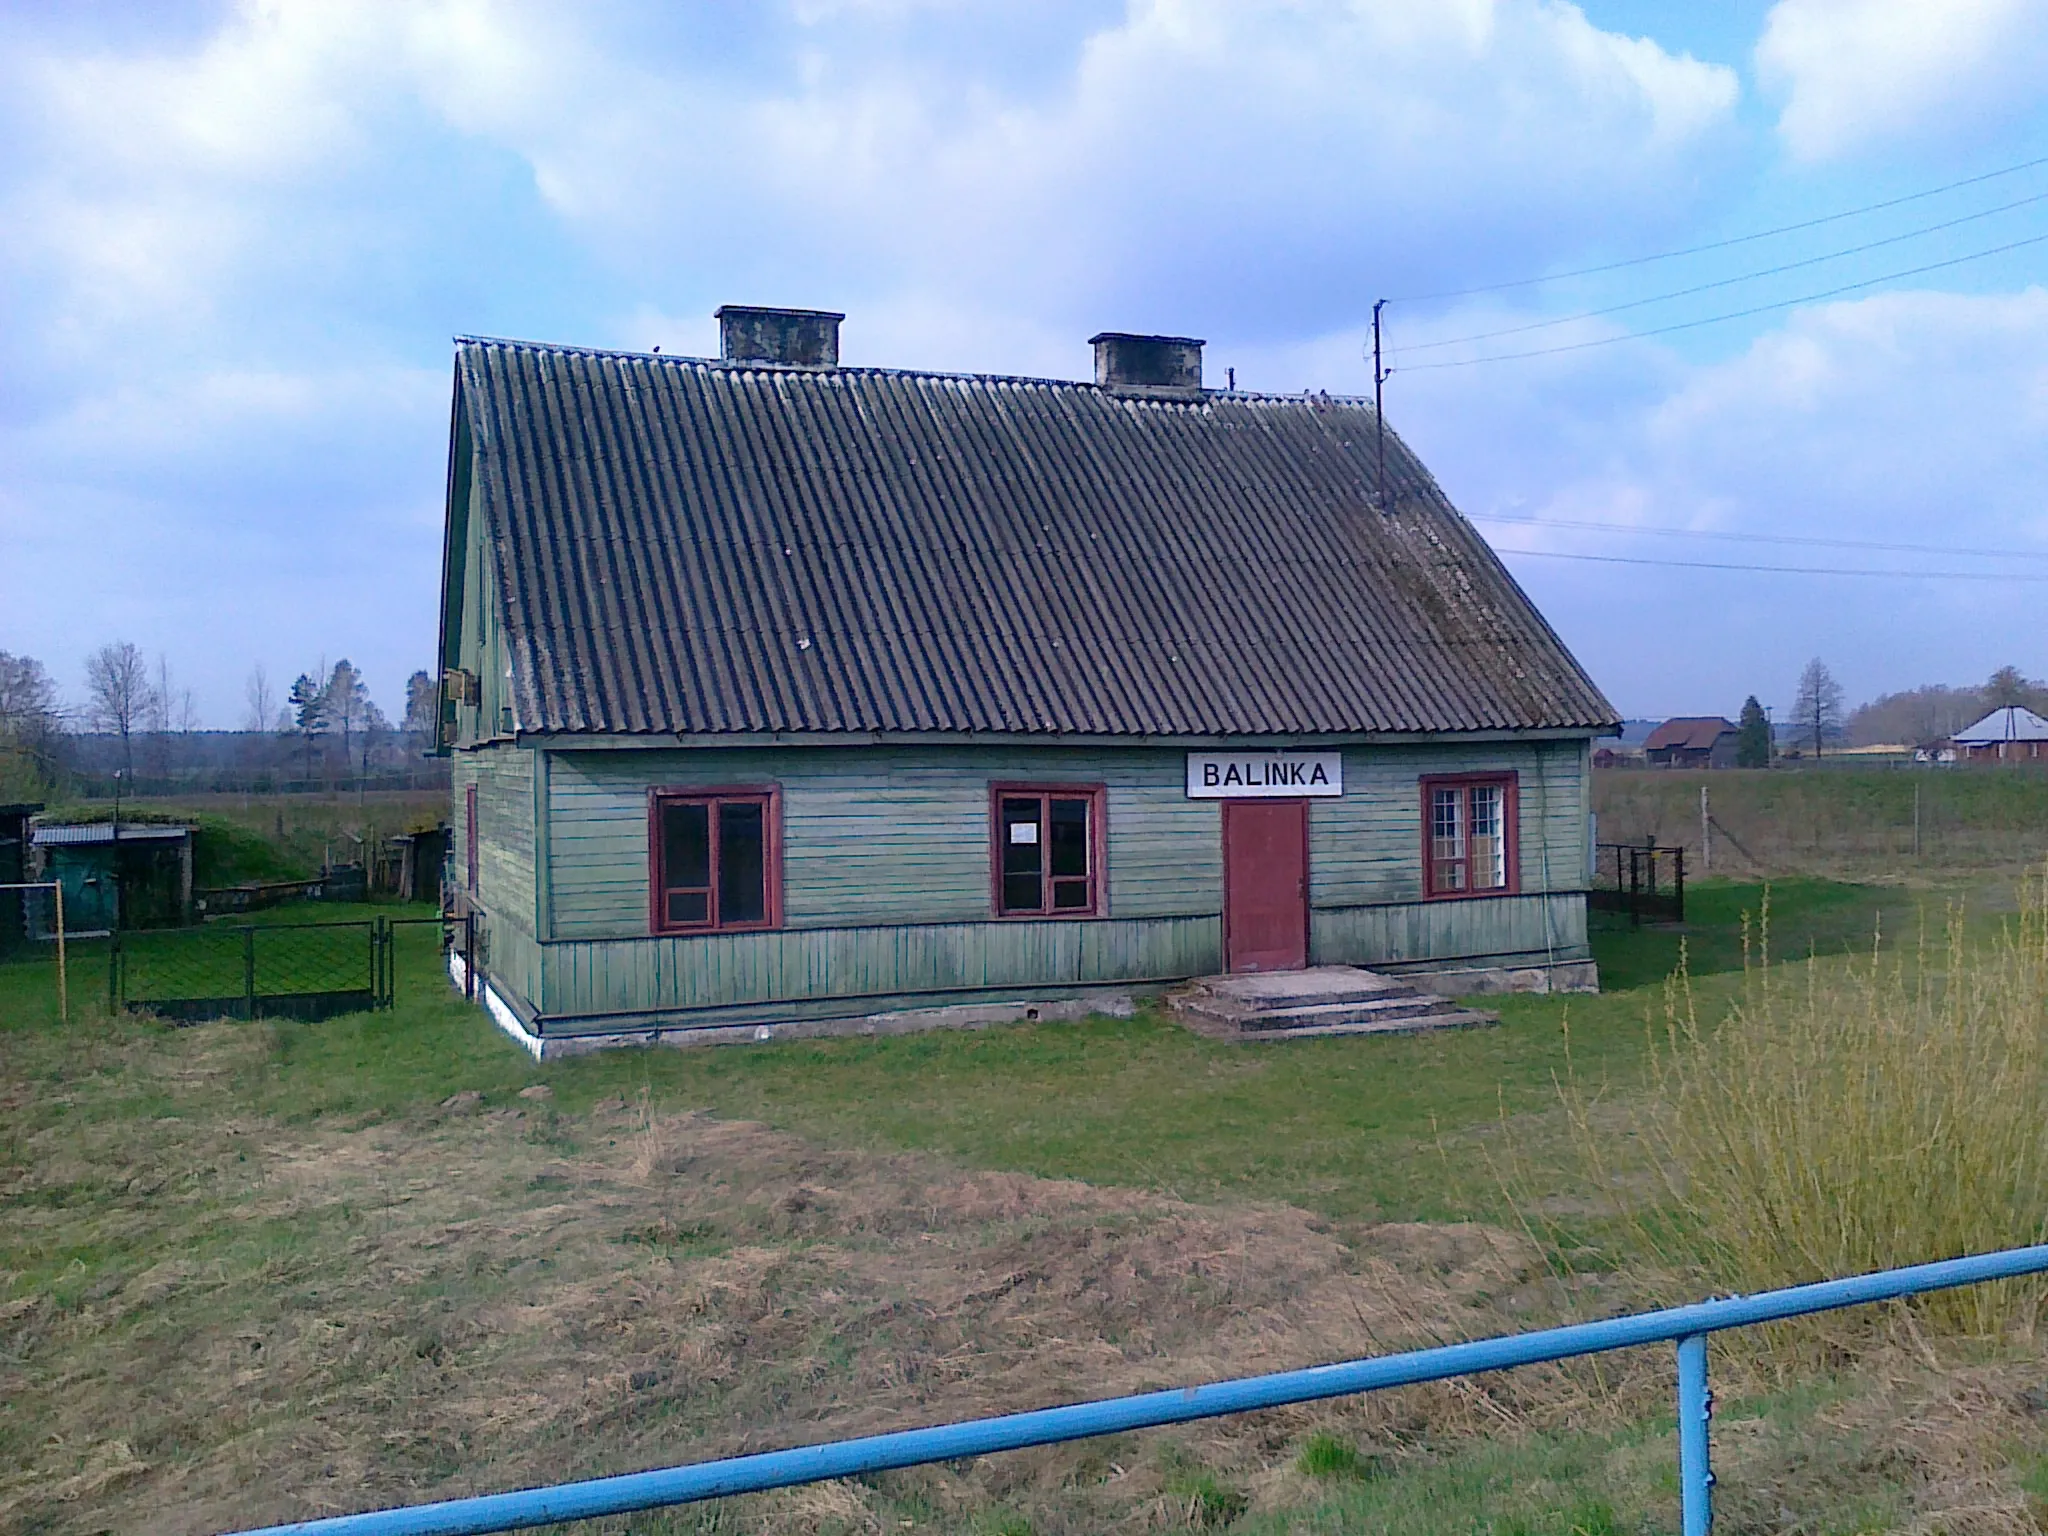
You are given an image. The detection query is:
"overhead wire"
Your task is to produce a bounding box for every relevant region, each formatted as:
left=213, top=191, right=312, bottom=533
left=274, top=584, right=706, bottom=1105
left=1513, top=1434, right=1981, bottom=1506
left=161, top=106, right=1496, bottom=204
left=1488, top=547, right=2048, bottom=582
left=1465, top=512, right=2048, bottom=562
left=1397, top=188, right=2048, bottom=355
left=1396, top=229, right=2048, bottom=370
left=1394, top=152, right=2048, bottom=302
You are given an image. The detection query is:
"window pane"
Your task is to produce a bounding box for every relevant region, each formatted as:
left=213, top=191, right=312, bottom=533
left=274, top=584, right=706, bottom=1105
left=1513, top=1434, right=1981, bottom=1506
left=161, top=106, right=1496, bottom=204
left=1052, top=877, right=1091, bottom=911
left=666, top=889, right=709, bottom=925
left=1431, top=787, right=1463, bottom=862
left=1048, top=798, right=1089, bottom=879
left=1000, top=798, right=1043, bottom=910
left=1469, top=785, right=1505, bottom=889
left=718, top=801, right=766, bottom=924
left=661, top=801, right=710, bottom=891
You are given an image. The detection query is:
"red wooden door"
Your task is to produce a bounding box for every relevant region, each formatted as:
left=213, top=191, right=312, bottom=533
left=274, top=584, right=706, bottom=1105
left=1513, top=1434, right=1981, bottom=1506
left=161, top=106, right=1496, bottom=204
left=1222, top=799, right=1308, bottom=973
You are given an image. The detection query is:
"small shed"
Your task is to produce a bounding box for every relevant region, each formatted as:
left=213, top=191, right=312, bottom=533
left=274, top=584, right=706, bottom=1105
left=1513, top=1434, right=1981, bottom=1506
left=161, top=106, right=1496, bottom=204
left=31, top=821, right=196, bottom=933
left=1952, top=706, right=2048, bottom=763
left=1643, top=718, right=1740, bottom=769
left=392, top=825, right=449, bottom=905
left=0, top=803, right=43, bottom=953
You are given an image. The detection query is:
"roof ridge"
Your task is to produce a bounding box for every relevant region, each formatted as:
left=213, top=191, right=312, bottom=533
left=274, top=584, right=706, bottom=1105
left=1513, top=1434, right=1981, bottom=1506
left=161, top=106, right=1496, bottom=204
left=451, top=334, right=1377, bottom=408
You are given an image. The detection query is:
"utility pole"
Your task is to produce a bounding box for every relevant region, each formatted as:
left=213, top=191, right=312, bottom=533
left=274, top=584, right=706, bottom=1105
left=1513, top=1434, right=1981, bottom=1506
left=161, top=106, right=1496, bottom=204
left=1372, top=299, right=1390, bottom=511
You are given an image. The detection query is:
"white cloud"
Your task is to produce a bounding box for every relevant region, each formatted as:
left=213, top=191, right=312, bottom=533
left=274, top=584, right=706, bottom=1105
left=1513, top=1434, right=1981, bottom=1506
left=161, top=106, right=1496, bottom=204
left=0, top=1, right=1749, bottom=719
left=1397, top=288, right=2048, bottom=713
left=1756, top=0, right=2048, bottom=162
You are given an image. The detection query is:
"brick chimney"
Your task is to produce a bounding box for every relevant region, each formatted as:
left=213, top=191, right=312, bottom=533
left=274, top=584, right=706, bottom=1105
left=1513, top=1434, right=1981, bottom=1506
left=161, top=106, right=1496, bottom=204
left=1089, top=332, right=1205, bottom=398
left=715, top=306, right=844, bottom=368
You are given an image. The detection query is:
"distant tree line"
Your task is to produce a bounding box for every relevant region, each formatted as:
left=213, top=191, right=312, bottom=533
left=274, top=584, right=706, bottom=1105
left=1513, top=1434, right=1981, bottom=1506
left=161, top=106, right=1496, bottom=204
left=0, top=641, right=444, bottom=800
left=1844, top=665, right=2047, bottom=749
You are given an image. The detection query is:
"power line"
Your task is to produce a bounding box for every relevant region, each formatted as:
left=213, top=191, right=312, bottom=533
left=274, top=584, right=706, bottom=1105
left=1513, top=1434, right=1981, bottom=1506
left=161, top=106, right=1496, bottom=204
left=1491, top=546, right=2048, bottom=581
left=1397, top=188, right=2048, bottom=355
left=1394, top=152, right=2048, bottom=302
left=1399, top=229, right=2048, bottom=371
left=1467, top=512, right=2048, bottom=562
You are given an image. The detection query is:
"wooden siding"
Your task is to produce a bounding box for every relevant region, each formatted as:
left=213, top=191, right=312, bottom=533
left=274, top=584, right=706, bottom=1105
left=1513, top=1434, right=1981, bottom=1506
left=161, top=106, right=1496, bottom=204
left=547, top=740, right=1586, bottom=940
left=539, top=915, right=1220, bottom=1019
left=452, top=467, right=515, bottom=748
left=1312, top=891, right=1588, bottom=970
left=454, top=745, right=537, bottom=935
left=480, top=906, right=544, bottom=1013
left=547, top=745, right=1221, bottom=939
left=524, top=737, right=1595, bottom=1019
left=1310, top=739, right=1587, bottom=907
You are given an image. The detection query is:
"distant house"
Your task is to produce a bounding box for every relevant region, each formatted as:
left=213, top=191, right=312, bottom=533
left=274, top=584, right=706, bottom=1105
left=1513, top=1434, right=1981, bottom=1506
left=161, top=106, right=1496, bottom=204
left=1590, top=719, right=1656, bottom=769
left=1643, top=717, right=1740, bottom=769
left=1951, top=706, right=2048, bottom=763
left=434, top=309, right=1618, bottom=1053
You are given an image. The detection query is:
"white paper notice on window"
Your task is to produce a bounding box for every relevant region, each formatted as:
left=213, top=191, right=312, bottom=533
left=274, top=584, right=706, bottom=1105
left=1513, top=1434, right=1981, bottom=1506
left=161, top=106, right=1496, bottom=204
left=1009, top=821, right=1039, bottom=844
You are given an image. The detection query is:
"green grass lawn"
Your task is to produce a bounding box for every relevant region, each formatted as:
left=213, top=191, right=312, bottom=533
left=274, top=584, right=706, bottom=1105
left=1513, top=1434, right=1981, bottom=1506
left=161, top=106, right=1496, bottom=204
left=6, top=875, right=2036, bottom=1535
left=4, top=878, right=1923, bottom=1232
left=248, top=878, right=1928, bottom=1227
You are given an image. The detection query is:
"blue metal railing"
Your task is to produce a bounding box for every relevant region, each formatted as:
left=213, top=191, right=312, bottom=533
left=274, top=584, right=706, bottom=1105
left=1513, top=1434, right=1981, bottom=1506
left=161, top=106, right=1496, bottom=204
left=227, top=1243, right=2048, bottom=1536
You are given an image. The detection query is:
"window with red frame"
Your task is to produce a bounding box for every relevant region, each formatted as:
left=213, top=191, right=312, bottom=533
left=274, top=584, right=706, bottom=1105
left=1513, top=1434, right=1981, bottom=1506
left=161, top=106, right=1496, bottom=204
left=1423, top=775, right=1516, bottom=898
left=651, top=790, right=778, bottom=933
left=992, top=786, right=1103, bottom=916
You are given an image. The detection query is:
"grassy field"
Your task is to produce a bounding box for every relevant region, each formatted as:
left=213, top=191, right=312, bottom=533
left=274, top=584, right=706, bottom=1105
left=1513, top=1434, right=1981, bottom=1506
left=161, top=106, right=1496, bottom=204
left=6, top=875, right=2048, bottom=1532
left=1595, top=763, right=2048, bottom=880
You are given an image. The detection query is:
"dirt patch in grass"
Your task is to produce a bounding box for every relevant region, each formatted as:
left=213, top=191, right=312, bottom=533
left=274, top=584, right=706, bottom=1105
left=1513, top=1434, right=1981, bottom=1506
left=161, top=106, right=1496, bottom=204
left=2, top=1021, right=1597, bottom=1535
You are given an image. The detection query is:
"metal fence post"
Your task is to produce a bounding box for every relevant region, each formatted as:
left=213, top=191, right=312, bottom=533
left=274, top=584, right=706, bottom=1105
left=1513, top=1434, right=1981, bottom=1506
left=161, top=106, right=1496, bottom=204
left=243, top=926, right=258, bottom=1020
left=107, top=929, right=120, bottom=1013
left=1677, top=1332, right=1712, bottom=1536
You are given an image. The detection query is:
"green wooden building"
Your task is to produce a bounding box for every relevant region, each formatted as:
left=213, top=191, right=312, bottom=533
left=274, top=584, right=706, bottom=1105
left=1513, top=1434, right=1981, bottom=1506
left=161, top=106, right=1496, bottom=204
left=436, top=310, right=1617, bottom=1055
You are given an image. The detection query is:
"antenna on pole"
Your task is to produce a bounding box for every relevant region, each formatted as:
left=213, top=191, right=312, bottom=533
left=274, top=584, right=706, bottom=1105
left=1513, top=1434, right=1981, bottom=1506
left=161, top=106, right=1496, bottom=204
left=1372, top=299, right=1391, bottom=511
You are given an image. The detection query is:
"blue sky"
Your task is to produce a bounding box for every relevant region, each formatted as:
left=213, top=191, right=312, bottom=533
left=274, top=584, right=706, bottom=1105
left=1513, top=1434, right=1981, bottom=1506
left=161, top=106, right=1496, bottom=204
left=3, top=0, right=2046, bottom=728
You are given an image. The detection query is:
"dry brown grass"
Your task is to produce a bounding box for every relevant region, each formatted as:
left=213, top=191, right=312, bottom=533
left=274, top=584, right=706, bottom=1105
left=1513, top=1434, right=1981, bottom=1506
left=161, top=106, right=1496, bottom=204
left=1, top=1017, right=1618, bottom=1535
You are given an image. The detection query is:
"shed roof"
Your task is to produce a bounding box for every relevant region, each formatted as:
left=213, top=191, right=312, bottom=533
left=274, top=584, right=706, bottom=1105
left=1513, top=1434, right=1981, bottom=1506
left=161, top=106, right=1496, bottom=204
left=32, top=823, right=192, bottom=846
left=1953, top=705, right=2048, bottom=744
left=1643, top=717, right=1738, bottom=752
left=448, top=338, right=1616, bottom=739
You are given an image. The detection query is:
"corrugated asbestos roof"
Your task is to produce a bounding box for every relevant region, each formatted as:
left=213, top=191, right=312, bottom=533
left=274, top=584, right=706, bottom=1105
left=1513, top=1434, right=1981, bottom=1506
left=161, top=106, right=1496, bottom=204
left=33, top=823, right=191, bottom=845
left=453, top=338, right=1617, bottom=738
left=1644, top=717, right=1737, bottom=752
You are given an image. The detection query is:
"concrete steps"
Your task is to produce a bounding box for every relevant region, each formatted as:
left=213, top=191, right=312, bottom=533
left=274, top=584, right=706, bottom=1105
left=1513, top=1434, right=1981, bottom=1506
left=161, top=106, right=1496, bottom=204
left=1169, top=966, right=1497, bottom=1040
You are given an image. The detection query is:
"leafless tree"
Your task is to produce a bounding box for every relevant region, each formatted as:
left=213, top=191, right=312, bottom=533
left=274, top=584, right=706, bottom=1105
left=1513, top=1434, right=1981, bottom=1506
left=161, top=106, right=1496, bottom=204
left=244, top=664, right=277, bottom=733
left=1792, top=657, right=1845, bottom=758
left=84, top=641, right=156, bottom=776
left=0, top=651, right=61, bottom=742
left=0, top=651, right=64, bottom=794
left=322, top=660, right=381, bottom=779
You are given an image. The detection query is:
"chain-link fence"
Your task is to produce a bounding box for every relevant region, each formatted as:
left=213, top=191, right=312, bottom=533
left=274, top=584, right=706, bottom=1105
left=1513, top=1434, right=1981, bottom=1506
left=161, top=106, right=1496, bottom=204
left=110, top=918, right=396, bottom=1022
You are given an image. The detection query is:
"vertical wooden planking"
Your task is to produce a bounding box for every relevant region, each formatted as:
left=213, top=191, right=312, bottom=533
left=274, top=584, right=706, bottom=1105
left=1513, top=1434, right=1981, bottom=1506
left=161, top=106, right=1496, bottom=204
left=539, top=914, right=1224, bottom=1017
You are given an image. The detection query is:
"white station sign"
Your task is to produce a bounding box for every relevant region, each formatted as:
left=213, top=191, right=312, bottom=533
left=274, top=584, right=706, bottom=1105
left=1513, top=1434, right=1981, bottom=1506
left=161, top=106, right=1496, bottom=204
left=1185, top=752, right=1343, bottom=799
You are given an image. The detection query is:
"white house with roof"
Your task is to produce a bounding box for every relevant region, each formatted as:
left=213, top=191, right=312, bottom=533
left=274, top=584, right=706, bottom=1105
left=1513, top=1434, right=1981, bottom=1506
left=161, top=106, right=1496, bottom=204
left=1951, top=706, right=2048, bottom=763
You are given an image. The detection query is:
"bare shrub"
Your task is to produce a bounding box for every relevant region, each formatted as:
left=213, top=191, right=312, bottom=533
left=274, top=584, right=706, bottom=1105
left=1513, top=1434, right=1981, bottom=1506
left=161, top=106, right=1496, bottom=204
left=1555, top=870, right=2048, bottom=1336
